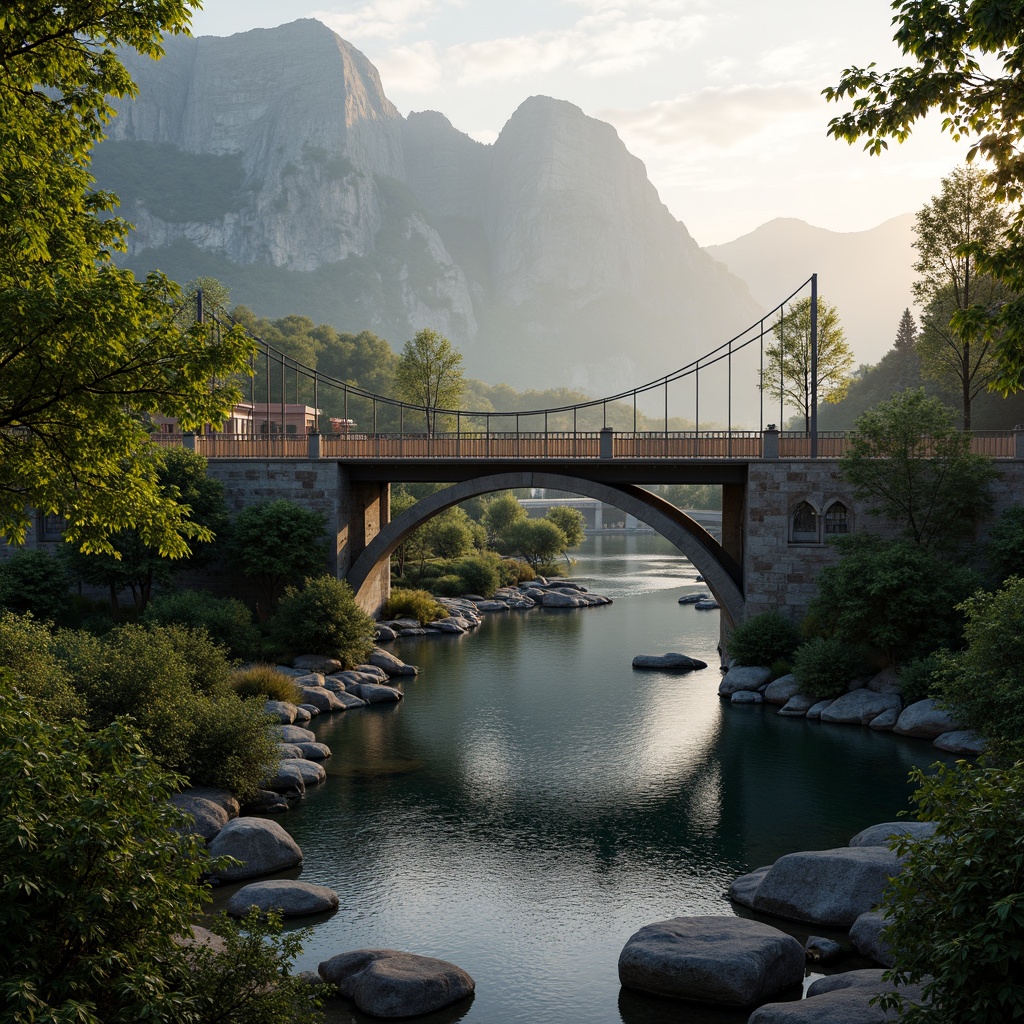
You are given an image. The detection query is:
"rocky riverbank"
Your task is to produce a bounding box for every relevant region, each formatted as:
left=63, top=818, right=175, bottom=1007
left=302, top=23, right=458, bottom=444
left=719, top=663, right=987, bottom=757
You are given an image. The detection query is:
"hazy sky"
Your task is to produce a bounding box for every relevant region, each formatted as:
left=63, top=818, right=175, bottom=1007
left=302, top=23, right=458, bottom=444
left=186, top=0, right=967, bottom=247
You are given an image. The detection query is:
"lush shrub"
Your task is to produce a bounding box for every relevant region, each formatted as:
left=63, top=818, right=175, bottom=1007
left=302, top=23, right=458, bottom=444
left=270, top=576, right=375, bottom=667
left=498, top=559, right=535, bottom=585
left=145, top=590, right=261, bottom=660
left=984, top=504, right=1024, bottom=586
left=805, top=534, right=980, bottom=665
left=187, top=910, right=322, bottom=1024
left=878, top=761, right=1024, bottom=1023
left=936, top=577, right=1024, bottom=763
left=0, top=549, right=71, bottom=622
left=453, top=553, right=500, bottom=597
left=793, top=636, right=868, bottom=699
left=381, top=588, right=448, bottom=624
left=0, top=681, right=320, bottom=1024
left=231, top=664, right=303, bottom=703
left=431, top=574, right=465, bottom=597
left=56, top=623, right=274, bottom=796
left=899, top=655, right=943, bottom=704
left=726, top=610, right=801, bottom=667
left=179, top=692, right=280, bottom=796
left=0, top=611, right=82, bottom=719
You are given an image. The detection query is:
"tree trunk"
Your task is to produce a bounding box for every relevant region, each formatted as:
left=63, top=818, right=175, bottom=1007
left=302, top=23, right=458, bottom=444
left=963, top=340, right=972, bottom=430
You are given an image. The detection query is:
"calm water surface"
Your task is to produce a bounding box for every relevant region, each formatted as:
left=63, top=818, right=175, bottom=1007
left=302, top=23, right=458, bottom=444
left=224, top=535, right=947, bottom=1023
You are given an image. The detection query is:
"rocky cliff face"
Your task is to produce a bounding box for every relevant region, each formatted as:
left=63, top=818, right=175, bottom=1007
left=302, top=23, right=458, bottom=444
left=102, top=19, right=759, bottom=392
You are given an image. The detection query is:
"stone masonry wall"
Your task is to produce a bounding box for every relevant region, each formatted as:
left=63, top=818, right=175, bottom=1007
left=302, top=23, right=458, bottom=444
left=744, top=458, right=1024, bottom=621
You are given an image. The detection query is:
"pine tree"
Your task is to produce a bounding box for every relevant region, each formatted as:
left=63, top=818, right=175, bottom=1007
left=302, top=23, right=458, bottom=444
left=893, top=308, right=921, bottom=391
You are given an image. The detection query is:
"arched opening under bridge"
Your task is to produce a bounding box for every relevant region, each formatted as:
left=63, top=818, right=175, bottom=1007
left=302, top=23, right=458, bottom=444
left=347, top=472, right=744, bottom=628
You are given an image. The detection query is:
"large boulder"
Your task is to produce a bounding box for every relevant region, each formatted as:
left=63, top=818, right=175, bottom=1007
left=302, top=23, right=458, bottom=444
left=729, top=865, right=770, bottom=906
left=848, top=822, right=938, bottom=848
left=819, top=691, right=902, bottom=726
left=764, top=674, right=802, bottom=705
left=170, top=794, right=228, bottom=841
left=617, top=915, right=804, bottom=1007
left=347, top=682, right=403, bottom=704
left=261, top=761, right=307, bottom=796
left=290, top=758, right=327, bottom=786
left=740, top=847, right=901, bottom=927
left=352, top=664, right=391, bottom=682
left=334, top=691, right=368, bottom=710
left=367, top=648, right=418, bottom=677
left=632, top=653, right=708, bottom=671
left=293, top=672, right=326, bottom=688
left=294, top=655, right=344, bottom=674
left=298, top=686, right=345, bottom=713
left=850, top=910, right=894, bottom=967
left=778, top=694, right=819, bottom=717
left=540, top=590, right=583, bottom=607
left=720, top=665, right=774, bottom=696
left=274, top=724, right=317, bottom=744
left=207, top=817, right=303, bottom=882
left=869, top=708, right=900, bottom=731
left=732, top=690, right=764, bottom=704
left=318, top=949, right=474, bottom=1017
left=227, top=879, right=339, bottom=918
left=866, top=666, right=903, bottom=695
left=748, top=969, right=927, bottom=1023
left=264, top=700, right=297, bottom=724
left=296, top=741, right=332, bottom=761
left=894, top=699, right=962, bottom=739
left=933, top=729, right=986, bottom=755
left=806, top=699, right=834, bottom=720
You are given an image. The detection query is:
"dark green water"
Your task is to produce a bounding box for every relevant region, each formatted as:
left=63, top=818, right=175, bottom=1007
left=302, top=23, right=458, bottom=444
left=237, top=535, right=946, bottom=1023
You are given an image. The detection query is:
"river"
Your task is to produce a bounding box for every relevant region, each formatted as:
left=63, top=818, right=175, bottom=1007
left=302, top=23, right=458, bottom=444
left=228, top=534, right=947, bottom=1023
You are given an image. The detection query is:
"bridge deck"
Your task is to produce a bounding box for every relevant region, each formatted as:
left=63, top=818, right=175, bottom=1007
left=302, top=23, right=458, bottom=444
left=155, top=430, right=1017, bottom=462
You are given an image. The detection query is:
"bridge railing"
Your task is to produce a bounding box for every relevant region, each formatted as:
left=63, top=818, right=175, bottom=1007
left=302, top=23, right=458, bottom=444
left=150, top=429, right=1020, bottom=460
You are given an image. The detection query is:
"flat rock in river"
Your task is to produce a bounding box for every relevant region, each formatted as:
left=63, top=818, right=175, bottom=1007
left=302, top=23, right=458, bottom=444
left=617, top=915, right=804, bottom=1007
left=632, top=653, right=707, bottom=671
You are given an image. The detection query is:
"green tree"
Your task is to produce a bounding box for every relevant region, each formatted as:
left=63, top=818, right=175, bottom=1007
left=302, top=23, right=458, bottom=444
left=804, top=534, right=981, bottom=666
left=893, top=307, right=921, bottom=391
left=877, top=760, right=1024, bottom=1024
left=270, top=576, right=376, bottom=666
left=761, top=297, right=854, bottom=430
left=839, top=389, right=997, bottom=548
left=0, top=681, right=319, bottom=1024
left=500, top=518, right=568, bottom=570
left=0, top=2, right=254, bottom=558
left=545, top=506, right=586, bottom=560
left=984, top=504, right=1024, bottom=585
left=0, top=549, right=71, bottom=622
left=482, top=492, right=527, bottom=544
left=228, top=500, right=327, bottom=614
left=912, top=166, right=1012, bottom=428
left=394, top=328, right=465, bottom=435
left=935, top=577, right=1024, bottom=763
left=422, top=507, right=475, bottom=560
left=824, top=3, right=1024, bottom=394
left=63, top=448, right=230, bottom=613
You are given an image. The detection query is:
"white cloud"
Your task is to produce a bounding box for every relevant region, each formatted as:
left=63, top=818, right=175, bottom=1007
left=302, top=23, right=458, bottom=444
left=372, top=40, right=443, bottom=91
left=605, top=82, right=821, bottom=153
left=314, top=0, right=448, bottom=41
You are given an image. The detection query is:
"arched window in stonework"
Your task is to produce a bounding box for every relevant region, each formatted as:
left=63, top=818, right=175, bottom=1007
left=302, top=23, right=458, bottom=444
left=825, top=501, right=850, bottom=536
left=791, top=501, right=819, bottom=543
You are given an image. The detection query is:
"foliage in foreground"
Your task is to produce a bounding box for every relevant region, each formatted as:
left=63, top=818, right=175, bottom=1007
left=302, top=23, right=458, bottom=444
left=0, top=681, right=321, bottom=1024
left=726, top=610, right=801, bottom=667
left=878, top=760, right=1024, bottom=1024
left=0, top=549, right=72, bottom=623
left=804, top=534, right=980, bottom=666
left=270, top=576, right=376, bottom=667
left=0, top=611, right=82, bottom=719
left=0, top=2, right=254, bottom=557
left=936, top=577, right=1024, bottom=764
left=56, top=622, right=278, bottom=796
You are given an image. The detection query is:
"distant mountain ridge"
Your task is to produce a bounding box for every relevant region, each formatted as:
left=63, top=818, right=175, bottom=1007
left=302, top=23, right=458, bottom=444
left=96, top=18, right=761, bottom=393
left=707, top=215, right=917, bottom=367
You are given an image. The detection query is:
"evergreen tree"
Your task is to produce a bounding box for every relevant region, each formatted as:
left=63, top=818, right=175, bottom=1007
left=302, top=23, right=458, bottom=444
left=893, top=307, right=921, bottom=391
